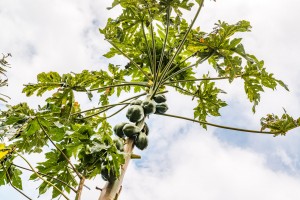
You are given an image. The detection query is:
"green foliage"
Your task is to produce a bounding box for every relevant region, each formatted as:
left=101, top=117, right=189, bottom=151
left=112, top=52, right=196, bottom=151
left=0, top=0, right=299, bottom=199
left=193, top=75, right=227, bottom=129
left=0, top=159, right=23, bottom=190
left=261, top=110, right=300, bottom=136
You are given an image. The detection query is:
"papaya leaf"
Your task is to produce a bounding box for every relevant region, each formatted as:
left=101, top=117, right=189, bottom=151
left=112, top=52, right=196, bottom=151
left=261, top=111, right=300, bottom=136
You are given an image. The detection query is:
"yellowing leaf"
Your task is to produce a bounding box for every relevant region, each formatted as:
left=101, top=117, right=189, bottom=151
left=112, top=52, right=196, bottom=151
left=0, top=143, right=10, bottom=161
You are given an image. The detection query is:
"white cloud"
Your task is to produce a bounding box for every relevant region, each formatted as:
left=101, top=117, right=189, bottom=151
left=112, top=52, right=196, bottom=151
left=120, top=130, right=300, bottom=200
left=1, top=0, right=300, bottom=199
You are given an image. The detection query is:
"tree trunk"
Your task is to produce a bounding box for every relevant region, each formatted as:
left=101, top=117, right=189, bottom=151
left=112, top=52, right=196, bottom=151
left=98, top=138, right=135, bottom=200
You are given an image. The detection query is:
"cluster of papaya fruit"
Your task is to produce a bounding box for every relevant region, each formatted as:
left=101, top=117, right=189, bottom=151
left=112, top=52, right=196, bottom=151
left=101, top=94, right=168, bottom=182
left=114, top=94, right=168, bottom=150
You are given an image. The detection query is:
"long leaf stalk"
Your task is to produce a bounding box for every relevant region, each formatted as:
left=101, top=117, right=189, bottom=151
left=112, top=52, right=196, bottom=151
left=37, top=117, right=83, bottom=179
left=152, top=1, right=205, bottom=98
left=149, top=10, right=157, bottom=80
left=71, top=103, right=130, bottom=116
left=105, top=104, right=129, bottom=119
left=154, top=5, right=171, bottom=91
left=162, top=51, right=197, bottom=80
left=157, top=113, right=277, bottom=134
left=79, top=92, right=149, bottom=120
left=87, top=82, right=148, bottom=92
left=168, top=85, right=196, bottom=96
left=12, top=164, right=77, bottom=193
left=162, top=53, right=213, bottom=84
left=16, top=152, right=70, bottom=200
left=166, top=75, right=242, bottom=84
left=80, top=91, right=168, bottom=120
left=2, top=164, right=32, bottom=200
left=141, top=21, right=154, bottom=74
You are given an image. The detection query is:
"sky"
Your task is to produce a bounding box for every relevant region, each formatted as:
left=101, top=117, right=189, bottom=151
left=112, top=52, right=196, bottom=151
left=1, top=0, right=300, bottom=199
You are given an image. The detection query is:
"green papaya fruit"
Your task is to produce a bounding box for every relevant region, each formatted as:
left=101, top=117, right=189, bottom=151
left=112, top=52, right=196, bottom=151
left=126, top=105, right=144, bottom=122
left=153, top=94, right=167, bottom=103
left=155, top=102, right=168, bottom=114
left=114, top=139, right=124, bottom=151
left=101, top=165, right=117, bottom=183
left=141, top=100, right=156, bottom=115
left=134, top=132, right=148, bottom=150
left=113, top=122, right=128, bottom=138
left=130, top=99, right=143, bottom=105
left=122, top=124, right=140, bottom=138
left=142, top=122, right=149, bottom=136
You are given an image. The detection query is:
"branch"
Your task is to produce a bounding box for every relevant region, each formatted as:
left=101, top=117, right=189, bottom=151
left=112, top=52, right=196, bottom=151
left=36, top=117, right=82, bottom=179
left=15, top=152, right=70, bottom=200
left=157, top=113, right=277, bottom=134
left=12, top=164, right=77, bottom=193
left=2, top=164, right=32, bottom=200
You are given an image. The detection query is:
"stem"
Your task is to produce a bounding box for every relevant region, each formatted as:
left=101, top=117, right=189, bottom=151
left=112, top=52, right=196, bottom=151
left=98, top=139, right=135, bottom=200
left=16, top=152, right=70, bottom=200
left=36, top=117, right=82, bottom=179
left=75, top=177, right=86, bottom=200
left=157, top=113, right=276, bottom=134
left=152, top=1, right=205, bottom=98
left=99, top=94, right=154, bottom=200
left=106, top=40, right=150, bottom=79
left=2, top=164, right=32, bottom=200
left=12, top=164, right=77, bottom=193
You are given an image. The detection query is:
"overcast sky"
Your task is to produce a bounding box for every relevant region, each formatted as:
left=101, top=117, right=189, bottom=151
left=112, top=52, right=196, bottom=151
left=1, top=0, right=300, bottom=199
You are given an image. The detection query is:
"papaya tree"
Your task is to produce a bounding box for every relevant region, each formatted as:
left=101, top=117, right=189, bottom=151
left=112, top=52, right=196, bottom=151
left=1, top=0, right=300, bottom=199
